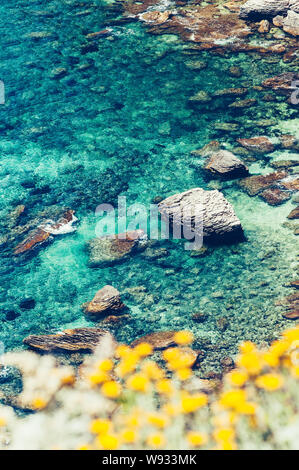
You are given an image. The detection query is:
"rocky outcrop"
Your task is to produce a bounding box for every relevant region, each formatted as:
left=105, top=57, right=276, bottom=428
left=14, top=208, right=77, bottom=255
left=280, top=10, right=299, bottom=36
left=87, top=229, right=147, bottom=266
left=259, top=187, right=291, bottom=205
left=23, top=328, right=115, bottom=352
left=237, top=136, right=275, bottom=154
left=278, top=292, right=299, bottom=320
left=204, top=150, right=249, bottom=179
left=82, top=285, right=126, bottom=317
left=158, top=188, right=244, bottom=243
left=239, top=0, right=293, bottom=20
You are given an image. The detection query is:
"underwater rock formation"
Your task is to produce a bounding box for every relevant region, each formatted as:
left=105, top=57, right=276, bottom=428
left=237, top=136, right=275, bottom=154
left=238, top=171, right=288, bottom=196
left=87, top=230, right=148, bottom=266
left=158, top=188, right=244, bottom=243
left=82, top=285, right=126, bottom=317
left=23, top=328, right=115, bottom=352
left=131, top=331, right=178, bottom=350
left=204, top=150, right=249, bottom=179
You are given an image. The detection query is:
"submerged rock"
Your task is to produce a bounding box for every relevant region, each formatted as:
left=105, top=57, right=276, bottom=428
left=204, top=150, right=249, bottom=179
left=262, top=72, right=299, bottom=95
left=281, top=10, right=299, bottom=36
left=23, top=328, right=115, bottom=352
left=87, top=230, right=148, bottom=266
left=158, top=188, right=244, bottom=243
left=82, top=285, right=126, bottom=317
left=287, top=206, right=299, bottom=219
left=259, top=187, right=291, bottom=205
left=237, top=136, right=275, bottom=154
left=191, top=141, right=220, bottom=158
left=238, top=171, right=287, bottom=196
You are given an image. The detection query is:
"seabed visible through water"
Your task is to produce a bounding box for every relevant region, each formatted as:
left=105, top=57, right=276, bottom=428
left=0, top=0, right=298, bottom=374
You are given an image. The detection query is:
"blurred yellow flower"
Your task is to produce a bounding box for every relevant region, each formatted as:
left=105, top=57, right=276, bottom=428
left=0, top=417, right=7, bottom=427
left=32, top=397, right=47, bottom=410
left=146, top=433, right=166, bottom=448
left=181, top=393, right=208, bottom=413
left=219, top=389, right=247, bottom=409
left=101, top=380, right=122, bottom=398
left=147, top=413, right=169, bottom=429
left=156, top=379, right=174, bottom=396
left=120, top=428, right=138, bottom=444
left=96, top=433, right=119, bottom=450
left=236, top=351, right=262, bottom=375
left=134, top=342, right=153, bottom=357
left=126, top=373, right=150, bottom=393
left=255, top=373, right=284, bottom=391
left=97, top=359, right=113, bottom=372
left=174, top=331, right=194, bottom=345
left=176, top=368, right=192, bottom=381
left=90, top=419, right=111, bottom=434
left=187, top=431, right=207, bottom=447
left=141, top=360, right=164, bottom=381
left=227, top=370, right=248, bottom=387
left=88, top=370, right=110, bottom=385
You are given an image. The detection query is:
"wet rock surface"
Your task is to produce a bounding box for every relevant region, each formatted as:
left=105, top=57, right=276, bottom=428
left=23, top=328, right=116, bottom=352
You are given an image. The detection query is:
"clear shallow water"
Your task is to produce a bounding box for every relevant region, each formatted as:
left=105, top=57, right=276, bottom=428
left=0, top=0, right=298, bottom=371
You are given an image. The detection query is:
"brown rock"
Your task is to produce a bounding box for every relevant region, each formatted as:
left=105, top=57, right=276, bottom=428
left=270, top=160, right=299, bottom=169
left=283, top=310, right=299, bottom=320
left=287, top=206, right=299, bottom=219
left=258, top=19, right=270, bottom=33
left=213, top=87, right=248, bottom=97
left=259, top=187, right=291, bottom=206
left=192, top=312, right=208, bottom=323
left=131, top=331, right=177, bottom=350
left=23, top=328, right=115, bottom=353
left=86, top=29, right=112, bottom=39
left=273, top=15, right=284, bottom=27
left=238, top=171, right=287, bottom=196
left=289, top=280, right=299, bottom=289
left=216, top=317, right=229, bottom=331
left=281, top=177, right=299, bottom=191
left=100, top=314, right=131, bottom=325
left=220, top=356, right=234, bottom=372
left=83, top=285, right=126, bottom=317
left=14, top=228, right=50, bottom=255
left=229, top=98, right=257, bottom=108
left=204, top=150, right=249, bottom=179
left=237, top=136, right=275, bottom=154
left=140, top=11, right=170, bottom=24
left=262, top=72, right=299, bottom=96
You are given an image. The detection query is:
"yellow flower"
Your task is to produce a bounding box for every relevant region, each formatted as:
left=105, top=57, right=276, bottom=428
left=187, top=432, right=207, bottom=447
left=32, top=397, right=47, bottom=410
left=0, top=417, right=7, bottom=427
left=239, top=341, right=256, bottom=353
left=219, top=389, right=247, bottom=409
left=255, top=373, right=284, bottom=391
left=174, top=331, right=194, bottom=345
left=90, top=419, right=111, bottom=434
left=163, top=347, right=180, bottom=362
left=235, top=401, right=257, bottom=416
left=176, top=368, right=192, bottom=381
left=227, top=370, right=248, bottom=387
left=115, top=344, right=132, bottom=358
left=213, top=427, right=235, bottom=442
left=88, top=370, right=110, bottom=385
left=96, top=433, right=119, bottom=450
left=167, top=350, right=196, bottom=371
left=97, top=359, right=113, bottom=372
left=78, top=444, right=92, bottom=450
left=124, top=409, right=142, bottom=428
left=181, top=393, right=208, bottom=413
left=61, top=373, right=75, bottom=386
left=134, top=342, right=153, bottom=357
left=115, top=352, right=140, bottom=378
left=283, top=327, right=299, bottom=344
left=120, top=428, right=138, bottom=444
left=141, top=361, right=164, bottom=381
left=126, top=373, right=149, bottom=393
left=236, top=351, right=262, bottom=375
left=146, top=433, right=166, bottom=449
left=156, top=379, right=174, bottom=396
left=101, top=381, right=122, bottom=398
left=147, top=413, right=169, bottom=429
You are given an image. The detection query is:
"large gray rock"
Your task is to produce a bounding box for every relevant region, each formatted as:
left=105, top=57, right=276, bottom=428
left=204, top=150, right=249, bottom=179
left=239, top=0, right=294, bottom=20
left=281, top=10, right=299, bottom=35
left=158, top=188, right=244, bottom=244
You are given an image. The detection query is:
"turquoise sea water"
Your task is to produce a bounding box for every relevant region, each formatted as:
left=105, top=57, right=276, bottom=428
left=0, top=0, right=298, bottom=372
